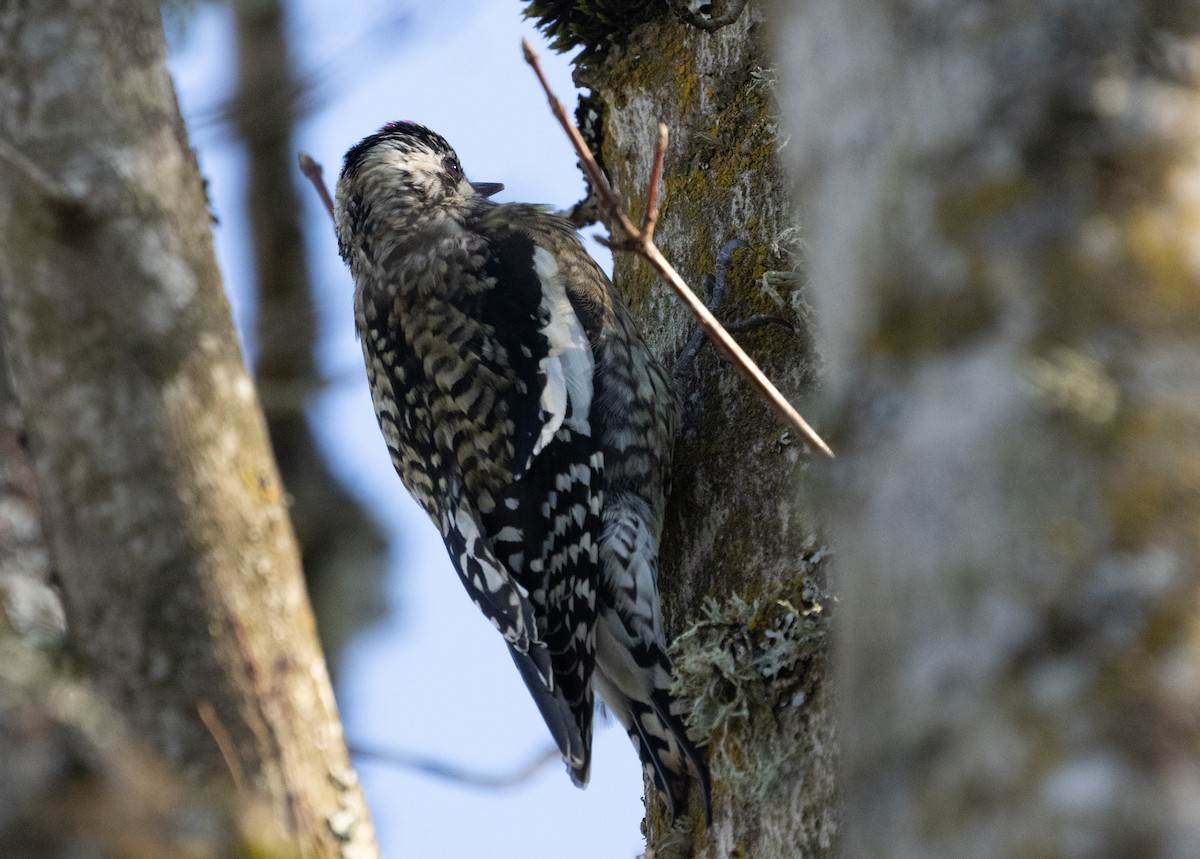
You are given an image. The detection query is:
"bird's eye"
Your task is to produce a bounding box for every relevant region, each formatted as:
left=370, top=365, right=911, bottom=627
left=444, top=156, right=462, bottom=178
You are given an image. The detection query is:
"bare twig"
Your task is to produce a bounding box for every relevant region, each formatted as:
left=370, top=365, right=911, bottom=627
left=521, top=40, right=622, bottom=217
left=298, top=152, right=335, bottom=221
left=350, top=741, right=560, bottom=791
left=521, top=39, right=834, bottom=459
left=198, top=700, right=248, bottom=796
left=642, top=123, right=668, bottom=244
left=0, top=138, right=79, bottom=206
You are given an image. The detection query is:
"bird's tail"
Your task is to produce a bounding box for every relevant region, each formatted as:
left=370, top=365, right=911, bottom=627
left=594, top=623, right=712, bottom=822
left=508, top=641, right=593, bottom=785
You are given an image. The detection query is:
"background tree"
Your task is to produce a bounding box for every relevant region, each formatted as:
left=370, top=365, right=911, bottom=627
left=772, top=1, right=1200, bottom=855
left=0, top=1, right=378, bottom=856
left=527, top=2, right=838, bottom=855
left=230, top=0, right=387, bottom=671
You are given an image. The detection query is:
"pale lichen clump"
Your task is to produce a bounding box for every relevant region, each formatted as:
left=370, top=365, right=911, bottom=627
left=670, top=563, right=829, bottom=800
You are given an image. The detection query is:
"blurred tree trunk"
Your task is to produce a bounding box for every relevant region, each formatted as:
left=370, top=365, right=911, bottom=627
left=0, top=326, right=62, bottom=651
left=531, top=1, right=838, bottom=854
left=773, top=1, right=1200, bottom=855
left=231, top=0, right=386, bottom=671
left=0, top=633, right=276, bottom=858
left=0, top=1, right=378, bottom=857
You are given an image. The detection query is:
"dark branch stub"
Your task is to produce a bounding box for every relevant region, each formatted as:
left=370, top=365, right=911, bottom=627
left=665, top=0, right=749, bottom=32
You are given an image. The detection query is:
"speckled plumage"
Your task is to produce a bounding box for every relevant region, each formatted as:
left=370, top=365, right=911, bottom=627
left=334, top=121, right=709, bottom=819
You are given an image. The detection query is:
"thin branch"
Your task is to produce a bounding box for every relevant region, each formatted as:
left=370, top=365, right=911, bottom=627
left=198, top=701, right=248, bottom=796
left=521, top=41, right=621, bottom=215
left=349, top=741, right=560, bottom=791
left=0, top=138, right=79, bottom=207
left=521, top=40, right=834, bottom=459
left=298, top=152, right=335, bottom=221
left=642, top=123, right=668, bottom=244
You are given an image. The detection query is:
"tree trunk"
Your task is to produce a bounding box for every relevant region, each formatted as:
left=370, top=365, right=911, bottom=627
left=534, top=2, right=839, bottom=854
left=773, top=1, right=1200, bottom=855
left=0, top=325, right=62, bottom=651
left=0, top=2, right=377, bottom=856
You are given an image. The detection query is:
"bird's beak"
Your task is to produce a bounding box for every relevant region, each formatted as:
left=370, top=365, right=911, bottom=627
left=469, top=181, right=505, bottom=198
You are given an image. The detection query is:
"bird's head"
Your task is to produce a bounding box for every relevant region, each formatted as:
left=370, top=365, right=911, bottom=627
left=334, top=122, right=504, bottom=270
left=336, top=121, right=502, bottom=223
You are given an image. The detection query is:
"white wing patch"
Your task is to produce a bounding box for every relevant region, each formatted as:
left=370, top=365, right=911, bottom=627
left=530, top=244, right=594, bottom=462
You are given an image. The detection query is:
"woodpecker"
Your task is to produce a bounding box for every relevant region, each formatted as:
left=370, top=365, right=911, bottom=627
left=334, top=121, right=710, bottom=820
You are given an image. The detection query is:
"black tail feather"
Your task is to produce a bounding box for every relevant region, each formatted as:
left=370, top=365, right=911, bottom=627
left=508, top=642, right=591, bottom=784
left=626, top=694, right=712, bottom=823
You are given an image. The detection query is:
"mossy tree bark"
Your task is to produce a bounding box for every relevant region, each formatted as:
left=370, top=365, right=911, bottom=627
left=0, top=2, right=377, bottom=857
left=773, top=1, right=1200, bottom=855
left=545, top=2, right=839, bottom=854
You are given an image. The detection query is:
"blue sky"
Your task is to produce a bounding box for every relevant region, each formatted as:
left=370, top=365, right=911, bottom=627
left=167, top=2, right=646, bottom=856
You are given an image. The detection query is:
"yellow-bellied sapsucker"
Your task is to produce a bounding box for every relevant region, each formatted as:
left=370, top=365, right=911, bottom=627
left=334, top=121, right=710, bottom=820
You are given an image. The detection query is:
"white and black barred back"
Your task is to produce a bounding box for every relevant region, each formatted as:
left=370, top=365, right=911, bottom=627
left=334, top=121, right=710, bottom=820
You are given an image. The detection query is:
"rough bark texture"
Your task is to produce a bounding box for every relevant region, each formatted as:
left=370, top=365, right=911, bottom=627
left=0, top=635, right=293, bottom=859
left=0, top=327, right=63, bottom=652
left=567, top=2, right=838, bottom=854
left=0, top=2, right=377, bottom=857
left=772, top=2, right=1200, bottom=856
left=232, top=0, right=386, bottom=671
